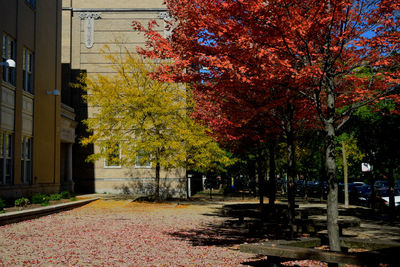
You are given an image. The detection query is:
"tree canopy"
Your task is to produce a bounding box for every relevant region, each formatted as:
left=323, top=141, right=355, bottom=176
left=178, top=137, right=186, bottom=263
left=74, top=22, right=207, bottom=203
left=133, top=0, right=400, bottom=249
left=79, top=50, right=233, bottom=199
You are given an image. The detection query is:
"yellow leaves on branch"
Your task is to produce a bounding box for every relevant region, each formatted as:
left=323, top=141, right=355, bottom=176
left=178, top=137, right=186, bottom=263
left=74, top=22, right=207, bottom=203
left=76, top=46, right=233, bottom=172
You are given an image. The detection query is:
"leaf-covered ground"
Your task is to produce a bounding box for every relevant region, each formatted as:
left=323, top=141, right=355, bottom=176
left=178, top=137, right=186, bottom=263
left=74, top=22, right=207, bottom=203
left=0, top=200, right=268, bottom=266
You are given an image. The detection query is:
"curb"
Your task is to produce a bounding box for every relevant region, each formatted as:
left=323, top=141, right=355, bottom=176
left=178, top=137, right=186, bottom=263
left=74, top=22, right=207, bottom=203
left=0, top=198, right=100, bottom=226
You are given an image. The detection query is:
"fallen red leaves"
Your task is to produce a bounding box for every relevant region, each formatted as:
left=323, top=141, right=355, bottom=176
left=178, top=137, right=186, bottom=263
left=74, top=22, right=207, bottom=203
left=0, top=200, right=262, bottom=266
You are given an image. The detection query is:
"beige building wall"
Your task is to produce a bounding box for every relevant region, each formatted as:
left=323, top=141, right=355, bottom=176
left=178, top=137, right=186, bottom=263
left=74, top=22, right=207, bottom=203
left=62, top=0, right=187, bottom=197
left=0, top=0, right=67, bottom=198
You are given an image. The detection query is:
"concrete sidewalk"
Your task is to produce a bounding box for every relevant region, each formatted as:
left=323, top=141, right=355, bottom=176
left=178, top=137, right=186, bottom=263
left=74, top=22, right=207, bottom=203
left=0, top=197, right=99, bottom=226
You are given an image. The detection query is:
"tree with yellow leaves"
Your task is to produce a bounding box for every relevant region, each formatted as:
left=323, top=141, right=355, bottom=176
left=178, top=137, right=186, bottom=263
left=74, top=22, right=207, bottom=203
left=79, top=50, right=233, bottom=200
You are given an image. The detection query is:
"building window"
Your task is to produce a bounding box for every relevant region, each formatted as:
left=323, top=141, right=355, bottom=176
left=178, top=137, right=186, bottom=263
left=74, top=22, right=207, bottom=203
left=104, top=143, right=121, bottom=168
left=135, top=151, right=152, bottom=169
left=23, top=48, right=34, bottom=94
left=21, top=137, right=32, bottom=184
left=2, top=34, right=16, bottom=86
left=0, top=132, right=13, bottom=185
left=25, top=0, right=36, bottom=9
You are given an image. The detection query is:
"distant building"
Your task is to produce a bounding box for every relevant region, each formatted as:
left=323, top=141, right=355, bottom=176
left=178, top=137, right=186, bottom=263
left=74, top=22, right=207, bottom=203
left=0, top=0, right=76, bottom=199
left=61, top=0, right=186, bottom=197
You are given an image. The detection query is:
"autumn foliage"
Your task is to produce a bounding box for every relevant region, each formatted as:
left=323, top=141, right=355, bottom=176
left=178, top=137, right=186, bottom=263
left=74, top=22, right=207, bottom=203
left=78, top=49, right=233, bottom=199
left=133, top=0, right=400, bottom=250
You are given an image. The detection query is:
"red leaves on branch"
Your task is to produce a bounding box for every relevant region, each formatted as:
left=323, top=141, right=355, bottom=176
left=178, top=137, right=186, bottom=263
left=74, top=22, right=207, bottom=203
left=132, top=0, right=400, bottom=252
left=133, top=0, right=399, bottom=140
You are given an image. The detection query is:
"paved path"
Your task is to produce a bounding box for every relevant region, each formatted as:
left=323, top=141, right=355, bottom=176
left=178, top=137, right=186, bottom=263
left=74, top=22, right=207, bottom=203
left=297, top=202, right=400, bottom=242
left=1, top=196, right=399, bottom=266
left=0, top=199, right=264, bottom=266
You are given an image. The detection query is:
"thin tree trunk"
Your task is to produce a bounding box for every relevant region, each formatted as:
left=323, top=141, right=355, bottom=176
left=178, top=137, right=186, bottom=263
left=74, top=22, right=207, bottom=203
left=286, top=104, right=296, bottom=238
left=269, top=140, right=276, bottom=206
left=304, top=176, right=308, bottom=202
left=370, top=171, right=375, bottom=209
left=248, top=158, right=257, bottom=197
left=325, top=87, right=340, bottom=252
left=388, top=166, right=395, bottom=218
left=257, top=149, right=265, bottom=206
left=320, top=148, right=326, bottom=202
left=343, top=142, right=349, bottom=208
left=155, top=161, right=160, bottom=200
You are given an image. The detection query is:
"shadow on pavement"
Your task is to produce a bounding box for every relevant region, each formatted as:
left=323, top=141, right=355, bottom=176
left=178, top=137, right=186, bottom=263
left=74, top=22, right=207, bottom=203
left=167, top=201, right=400, bottom=248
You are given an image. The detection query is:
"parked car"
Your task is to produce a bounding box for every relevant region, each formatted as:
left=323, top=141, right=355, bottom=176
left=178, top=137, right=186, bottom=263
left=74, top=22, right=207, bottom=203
left=308, top=181, right=326, bottom=197
left=366, top=187, right=400, bottom=209
left=295, top=180, right=324, bottom=197
left=374, top=180, right=389, bottom=189
left=357, top=185, right=372, bottom=206
left=295, top=180, right=305, bottom=195
left=339, top=182, right=369, bottom=204
left=380, top=188, right=400, bottom=207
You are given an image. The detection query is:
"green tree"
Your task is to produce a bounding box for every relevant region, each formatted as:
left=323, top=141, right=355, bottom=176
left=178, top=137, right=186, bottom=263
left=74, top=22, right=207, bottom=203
left=336, top=134, right=364, bottom=176
left=352, top=103, right=400, bottom=214
left=79, top=51, right=232, bottom=200
left=336, top=133, right=365, bottom=207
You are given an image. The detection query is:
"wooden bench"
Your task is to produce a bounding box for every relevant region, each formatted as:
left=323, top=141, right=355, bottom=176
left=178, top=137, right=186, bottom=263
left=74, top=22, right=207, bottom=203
left=223, top=203, right=299, bottom=223
left=308, top=215, right=360, bottom=236
left=240, top=237, right=400, bottom=266
left=293, top=214, right=360, bottom=236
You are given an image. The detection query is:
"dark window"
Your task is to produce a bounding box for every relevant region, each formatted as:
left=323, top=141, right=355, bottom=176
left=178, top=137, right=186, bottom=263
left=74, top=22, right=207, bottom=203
left=2, top=34, right=16, bottom=86
left=21, top=137, right=32, bottom=184
left=23, top=48, right=34, bottom=94
left=0, top=132, right=13, bottom=185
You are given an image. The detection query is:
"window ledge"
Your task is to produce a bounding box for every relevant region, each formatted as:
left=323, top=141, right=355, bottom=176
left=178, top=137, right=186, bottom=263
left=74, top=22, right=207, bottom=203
left=104, top=166, right=122, bottom=169
left=22, top=90, right=34, bottom=99
left=134, top=166, right=153, bottom=169
left=1, top=81, right=16, bottom=91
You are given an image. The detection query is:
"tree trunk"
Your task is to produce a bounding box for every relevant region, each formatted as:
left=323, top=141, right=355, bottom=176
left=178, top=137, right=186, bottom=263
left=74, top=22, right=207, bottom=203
left=325, top=88, right=340, bottom=252
left=257, top=149, right=265, bottom=206
left=342, top=142, right=349, bottom=208
left=370, top=171, right=375, bottom=210
left=268, top=140, right=276, bottom=206
left=304, top=176, right=308, bottom=202
left=320, top=147, right=327, bottom=202
left=248, top=158, right=257, bottom=197
left=155, top=161, right=161, bottom=200
left=388, top=166, right=395, bottom=218
left=286, top=104, right=296, bottom=238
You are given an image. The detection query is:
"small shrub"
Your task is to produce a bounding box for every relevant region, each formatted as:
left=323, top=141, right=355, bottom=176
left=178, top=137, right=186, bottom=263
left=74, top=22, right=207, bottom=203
left=49, top=193, right=62, bottom=201
left=60, top=191, right=71, bottom=199
left=32, top=193, right=49, bottom=204
left=14, top=197, right=30, bottom=207
left=0, top=198, right=6, bottom=211
left=70, top=197, right=77, bottom=201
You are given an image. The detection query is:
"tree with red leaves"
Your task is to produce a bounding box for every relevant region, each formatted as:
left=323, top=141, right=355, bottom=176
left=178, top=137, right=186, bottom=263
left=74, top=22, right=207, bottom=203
left=133, top=0, right=400, bottom=251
